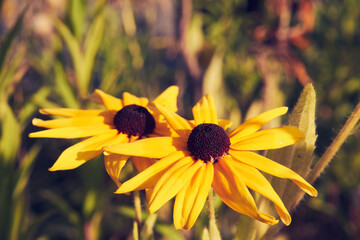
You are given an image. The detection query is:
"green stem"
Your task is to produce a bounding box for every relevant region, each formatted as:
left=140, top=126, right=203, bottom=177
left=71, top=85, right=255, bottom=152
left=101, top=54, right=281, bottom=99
left=208, top=188, right=221, bottom=240
left=134, top=190, right=142, bottom=227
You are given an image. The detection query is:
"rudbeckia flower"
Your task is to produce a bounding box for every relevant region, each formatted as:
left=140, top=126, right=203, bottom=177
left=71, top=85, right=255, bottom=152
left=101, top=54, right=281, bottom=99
left=29, top=86, right=179, bottom=187
left=104, top=94, right=317, bottom=230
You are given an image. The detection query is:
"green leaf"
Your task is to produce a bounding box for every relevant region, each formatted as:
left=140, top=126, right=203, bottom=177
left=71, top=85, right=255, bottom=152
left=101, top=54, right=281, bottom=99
left=202, top=227, right=210, bottom=240
left=270, top=84, right=317, bottom=208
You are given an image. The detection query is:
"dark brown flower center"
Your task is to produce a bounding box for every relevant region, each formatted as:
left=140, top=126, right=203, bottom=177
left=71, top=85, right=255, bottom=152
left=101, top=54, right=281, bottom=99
left=187, top=123, right=230, bottom=163
left=113, top=104, right=155, bottom=137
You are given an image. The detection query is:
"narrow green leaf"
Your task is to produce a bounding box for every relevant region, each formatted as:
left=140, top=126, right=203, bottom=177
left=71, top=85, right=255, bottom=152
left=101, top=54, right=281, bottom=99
left=0, top=103, right=21, bottom=163
left=0, top=6, right=27, bottom=70
left=54, top=60, right=79, bottom=108
left=68, top=0, right=86, bottom=40
left=53, top=17, right=85, bottom=95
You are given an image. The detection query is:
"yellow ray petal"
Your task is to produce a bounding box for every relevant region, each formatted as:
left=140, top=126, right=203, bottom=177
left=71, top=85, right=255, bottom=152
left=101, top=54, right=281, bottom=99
left=173, top=184, right=187, bottom=229
left=148, top=157, right=202, bottom=213
left=49, top=130, right=120, bottom=170
left=152, top=120, right=180, bottom=137
left=218, top=119, right=232, bottom=130
left=123, top=92, right=149, bottom=106
left=174, top=164, right=207, bottom=229
left=91, top=89, right=123, bottom=110
left=153, top=103, right=194, bottom=138
left=104, top=153, right=130, bottom=188
left=151, top=85, right=179, bottom=112
left=192, top=94, right=218, bottom=125
left=104, top=137, right=187, bottom=158
left=229, top=107, right=288, bottom=142
left=39, top=108, right=104, bottom=117
left=213, top=159, right=278, bottom=225
left=131, top=156, right=155, bottom=173
left=115, top=151, right=188, bottom=193
left=184, top=162, right=214, bottom=230
left=226, top=156, right=291, bottom=225
left=29, top=125, right=114, bottom=139
left=230, top=126, right=304, bottom=150
left=229, top=150, right=317, bottom=197
left=32, top=116, right=113, bottom=129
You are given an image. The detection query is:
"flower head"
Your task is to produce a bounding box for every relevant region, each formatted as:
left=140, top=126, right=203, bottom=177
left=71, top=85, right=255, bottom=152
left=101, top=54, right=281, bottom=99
left=29, top=86, right=179, bottom=187
left=104, top=94, right=317, bottom=230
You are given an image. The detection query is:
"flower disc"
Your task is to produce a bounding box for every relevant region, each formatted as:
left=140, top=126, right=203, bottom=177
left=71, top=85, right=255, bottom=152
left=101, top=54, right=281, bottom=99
left=187, top=123, right=230, bottom=162
left=113, top=104, right=155, bottom=137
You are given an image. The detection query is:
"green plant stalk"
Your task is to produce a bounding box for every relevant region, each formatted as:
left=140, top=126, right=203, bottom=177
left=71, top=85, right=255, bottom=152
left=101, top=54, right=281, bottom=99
left=134, top=190, right=142, bottom=227
left=292, top=102, right=360, bottom=210
left=208, top=188, right=221, bottom=240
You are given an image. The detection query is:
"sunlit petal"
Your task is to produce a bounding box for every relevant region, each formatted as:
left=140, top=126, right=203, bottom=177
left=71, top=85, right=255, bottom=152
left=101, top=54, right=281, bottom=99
left=192, top=94, right=218, bottom=125
left=32, top=116, right=113, bottom=129
left=153, top=103, right=194, bottom=138
left=230, top=126, right=304, bottom=150
left=123, top=92, right=149, bottom=106
left=49, top=130, right=120, bottom=170
left=218, top=119, right=232, bottom=130
left=229, top=107, right=288, bottom=142
left=184, top=162, right=213, bottom=230
left=29, top=125, right=113, bottom=139
left=104, top=153, right=129, bottom=188
left=229, top=150, right=317, bottom=197
left=148, top=158, right=202, bottom=213
left=131, top=156, right=155, bottom=173
left=39, top=108, right=104, bottom=117
left=213, top=159, right=278, bottom=225
left=104, top=137, right=187, bottom=158
left=151, top=85, right=179, bottom=112
left=226, top=156, right=291, bottom=225
left=91, top=89, right=123, bottom=110
left=115, top=151, right=189, bottom=193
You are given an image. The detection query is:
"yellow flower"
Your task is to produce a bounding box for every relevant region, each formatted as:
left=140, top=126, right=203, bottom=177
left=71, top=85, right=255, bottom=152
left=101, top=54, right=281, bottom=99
left=104, top=94, right=317, bottom=230
left=29, top=86, right=179, bottom=187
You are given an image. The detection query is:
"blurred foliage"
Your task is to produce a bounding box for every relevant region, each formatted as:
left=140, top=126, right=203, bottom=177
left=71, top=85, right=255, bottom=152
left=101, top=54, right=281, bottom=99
left=0, top=0, right=359, bottom=239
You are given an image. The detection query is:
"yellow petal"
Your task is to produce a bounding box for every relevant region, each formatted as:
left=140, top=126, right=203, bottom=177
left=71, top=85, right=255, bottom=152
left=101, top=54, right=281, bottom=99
left=184, top=162, right=214, bottom=230
left=148, top=157, right=201, bottom=213
left=226, top=156, right=291, bottom=225
left=29, top=125, right=113, bottom=139
left=32, top=116, right=113, bottom=129
left=213, top=159, right=278, bottom=225
left=152, top=120, right=180, bottom=137
left=115, top=151, right=188, bottom=193
left=192, top=94, right=218, bottom=125
left=230, top=126, right=305, bottom=150
left=123, top=92, right=149, bottom=106
left=218, top=119, right=232, bottom=130
left=91, top=89, right=123, bottom=110
left=131, top=156, right=155, bottom=173
left=49, top=130, right=120, bottom=170
left=153, top=103, right=194, bottom=138
left=151, top=85, right=179, bottom=112
left=104, top=153, right=129, bottom=188
left=229, top=107, right=288, bottom=142
left=229, top=150, right=317, bottom=197
left=39, top=108, right=104, bottom=117
left=104, top=137, right=187, bottom=158
left=173, top=184, right=187, bottom=229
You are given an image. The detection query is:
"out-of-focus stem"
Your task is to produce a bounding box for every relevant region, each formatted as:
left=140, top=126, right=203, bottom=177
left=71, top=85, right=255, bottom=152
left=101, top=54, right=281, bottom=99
left=292, top=102, right=360, bottom=210
left=134, top=190, right=142, bottom=226
left=208, top=188, right=221, bottom=240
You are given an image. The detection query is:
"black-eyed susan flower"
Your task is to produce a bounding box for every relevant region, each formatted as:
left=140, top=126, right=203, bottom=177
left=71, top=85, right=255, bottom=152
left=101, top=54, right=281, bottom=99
left=104, top=94, right=317, bottom=230
left=29, top=86, right=179, bottom=187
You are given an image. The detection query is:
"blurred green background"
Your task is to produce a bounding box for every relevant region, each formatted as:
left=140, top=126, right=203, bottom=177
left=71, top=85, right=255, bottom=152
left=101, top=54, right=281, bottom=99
left=1, top=0, right=359, bottom=239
